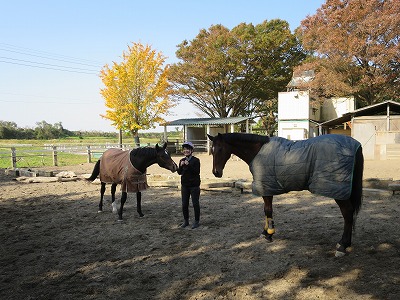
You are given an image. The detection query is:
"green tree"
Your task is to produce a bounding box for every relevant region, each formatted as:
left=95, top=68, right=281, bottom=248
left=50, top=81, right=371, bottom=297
left=296, top=0, right=400, bottom=106
left=34, top=121, right=68, bottom=139
left=169, top=20, right=306, bottom=134
left=0, top=121, right=18, bottom=139
left=100, top=43, right=175, bottom=143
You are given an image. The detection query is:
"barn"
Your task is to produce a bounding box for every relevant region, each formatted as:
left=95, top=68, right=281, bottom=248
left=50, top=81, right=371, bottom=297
left=320, top=100, right=400, bottom=160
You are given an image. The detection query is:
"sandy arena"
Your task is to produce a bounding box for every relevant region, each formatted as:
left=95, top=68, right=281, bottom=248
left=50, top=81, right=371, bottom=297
left=0, top=153, right=399, bottom=299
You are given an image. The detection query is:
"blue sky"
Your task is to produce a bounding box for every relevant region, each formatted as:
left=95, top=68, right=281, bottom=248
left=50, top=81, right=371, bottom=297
left=0, top=0, right=325, bottom=132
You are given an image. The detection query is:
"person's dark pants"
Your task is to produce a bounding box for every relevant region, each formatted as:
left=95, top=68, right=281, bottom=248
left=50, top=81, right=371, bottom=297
left=181, top=185, right=200, bottom=222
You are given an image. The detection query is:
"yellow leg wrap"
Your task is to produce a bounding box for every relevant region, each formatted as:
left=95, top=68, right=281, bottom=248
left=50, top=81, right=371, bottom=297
left=264, top=217, right=275, bottom=234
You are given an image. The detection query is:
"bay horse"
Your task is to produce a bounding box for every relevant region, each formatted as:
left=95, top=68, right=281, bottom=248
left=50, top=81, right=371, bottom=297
left=207, top=133, right=364, bottom=257
left=87, top=143, right=177, bottom=221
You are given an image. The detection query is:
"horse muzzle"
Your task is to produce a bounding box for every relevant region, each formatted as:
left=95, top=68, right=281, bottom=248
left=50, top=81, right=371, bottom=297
left=212, top=169, right=223, bottom=178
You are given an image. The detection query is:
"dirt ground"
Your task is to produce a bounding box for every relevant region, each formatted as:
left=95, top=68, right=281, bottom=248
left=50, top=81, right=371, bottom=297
left=0, top=153, right=399, bottom=300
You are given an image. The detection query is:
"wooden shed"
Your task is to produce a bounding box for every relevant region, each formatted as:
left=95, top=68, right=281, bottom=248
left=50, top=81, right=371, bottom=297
left=162, top=117, right=255, bottom=153
left=320, top=100, right=400, bottom=160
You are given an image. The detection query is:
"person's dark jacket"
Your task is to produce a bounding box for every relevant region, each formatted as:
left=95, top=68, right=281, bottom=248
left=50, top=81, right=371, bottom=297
left=177, top=156, right=201, bottom=187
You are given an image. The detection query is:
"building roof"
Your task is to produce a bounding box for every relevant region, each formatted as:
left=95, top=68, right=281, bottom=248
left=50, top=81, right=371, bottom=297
left=287, top=70, right=315, bottom=89
left=163, top=117, right=254, bottom=126
left=320, top=100, right=400, bottom=127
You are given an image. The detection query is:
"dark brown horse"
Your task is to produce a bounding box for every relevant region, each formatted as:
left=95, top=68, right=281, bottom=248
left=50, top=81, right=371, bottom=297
left=87, top=143, right=177, bottom=221
left=207, top=133, right=364, bottom=257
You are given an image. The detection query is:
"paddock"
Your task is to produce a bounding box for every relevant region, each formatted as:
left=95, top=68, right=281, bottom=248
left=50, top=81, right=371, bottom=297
left=0, top=159, right=399, bottom=299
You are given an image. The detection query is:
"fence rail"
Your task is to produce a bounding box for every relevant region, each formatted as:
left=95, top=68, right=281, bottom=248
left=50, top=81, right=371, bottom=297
left=0, top=140, right=209, bottom=168
left=0, top=144, right=134, bottom=168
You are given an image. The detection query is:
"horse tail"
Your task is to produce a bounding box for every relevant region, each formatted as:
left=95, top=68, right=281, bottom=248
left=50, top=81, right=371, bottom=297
left=351, top=146, right=364, bottom=218
left=87, top=160, right=101, bottom=182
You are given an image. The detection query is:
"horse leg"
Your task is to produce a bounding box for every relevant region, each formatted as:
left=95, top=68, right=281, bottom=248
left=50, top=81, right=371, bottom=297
left=111, top=183, right=117, bottom=213
left=136, top=192, right=144, bottom=217
left=98, top=182, right=106, bottom=212
left=117, top=192, right=128, bottom=221
left=261, top=196, right=275, bottom=242
left=334, top=199, right=354, bottom=257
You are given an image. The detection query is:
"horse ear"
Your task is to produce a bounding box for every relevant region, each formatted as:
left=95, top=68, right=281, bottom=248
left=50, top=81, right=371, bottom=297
left=162, top=142, right=167, bottom=149
left=155, top=143, right=160, bottom=151
left=207, top=134, right=214, bottom=141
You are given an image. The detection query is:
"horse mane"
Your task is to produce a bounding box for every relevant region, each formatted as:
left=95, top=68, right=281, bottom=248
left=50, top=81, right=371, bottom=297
left=131, top=147, right=156, bottom=157
left=221, top=133, right=270, bottom=145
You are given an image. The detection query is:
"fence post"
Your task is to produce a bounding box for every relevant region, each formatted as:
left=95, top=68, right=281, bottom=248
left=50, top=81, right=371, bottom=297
left=87, top=145, right=92, bottom=163
left=52, top=146, right=58, bottom=166
left=175, top=139, right=179, bottom=154
left=11, top=147, right=17, bottom=168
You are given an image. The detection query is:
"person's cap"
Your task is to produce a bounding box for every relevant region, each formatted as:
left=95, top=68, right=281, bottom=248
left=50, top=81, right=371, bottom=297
left=182, top=141, right=194, bottom=149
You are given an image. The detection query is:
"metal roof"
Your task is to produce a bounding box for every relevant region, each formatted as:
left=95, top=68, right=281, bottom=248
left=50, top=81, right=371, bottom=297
left=320, top=100, right=400, bottom=126
left=163, top=117, right=254, bottom=126
left=287, top=70, right=315, bottom=88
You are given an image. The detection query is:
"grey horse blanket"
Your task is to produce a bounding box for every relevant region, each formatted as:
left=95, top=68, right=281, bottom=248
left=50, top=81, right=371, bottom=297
left=100, top=148, right=148, bottom=193
left=249, top=134, right=361, bottom=200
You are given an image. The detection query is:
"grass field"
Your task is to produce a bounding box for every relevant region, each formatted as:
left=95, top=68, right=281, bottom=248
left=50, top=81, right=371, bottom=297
left=0, top=136, right=168, bottom=169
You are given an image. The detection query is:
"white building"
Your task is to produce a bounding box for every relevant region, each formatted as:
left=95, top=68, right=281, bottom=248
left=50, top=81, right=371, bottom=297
left=277, top=71, right=354, bottom=140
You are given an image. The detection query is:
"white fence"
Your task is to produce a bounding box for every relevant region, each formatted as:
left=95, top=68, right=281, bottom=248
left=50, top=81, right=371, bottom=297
left=0, top=144, right=135, bottom=168
left=0, top=140, right=209, bottom=168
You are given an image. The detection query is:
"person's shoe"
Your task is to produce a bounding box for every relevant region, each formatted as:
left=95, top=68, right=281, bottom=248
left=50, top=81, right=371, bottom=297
left=191, top=221, right=200, bottom=229
left=180, top=220, right=189, bottom=228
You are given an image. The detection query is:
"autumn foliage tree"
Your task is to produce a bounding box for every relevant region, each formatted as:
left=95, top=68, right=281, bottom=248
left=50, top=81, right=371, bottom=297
left=100, top=43, right=174, bottom=142
left=169, top=20, right=306, bottom=134
left=296, top=0, right=400, bottom=107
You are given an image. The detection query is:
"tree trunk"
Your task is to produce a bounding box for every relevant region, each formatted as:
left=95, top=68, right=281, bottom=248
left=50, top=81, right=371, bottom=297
left=118, top=129, right=123, bottom=148
left=131, top=130, right=140, bottom=147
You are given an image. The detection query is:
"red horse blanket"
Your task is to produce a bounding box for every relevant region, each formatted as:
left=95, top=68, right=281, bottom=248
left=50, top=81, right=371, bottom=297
left=100, top=148, right=148, bottom=193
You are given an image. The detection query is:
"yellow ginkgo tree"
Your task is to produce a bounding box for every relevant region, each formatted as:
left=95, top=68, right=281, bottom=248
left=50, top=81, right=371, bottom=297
left=100, top=42, right=175, bottom=144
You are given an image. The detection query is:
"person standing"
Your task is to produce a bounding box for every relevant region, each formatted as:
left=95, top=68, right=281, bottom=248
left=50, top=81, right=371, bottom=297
left=177, top=141, right=201, bottom=229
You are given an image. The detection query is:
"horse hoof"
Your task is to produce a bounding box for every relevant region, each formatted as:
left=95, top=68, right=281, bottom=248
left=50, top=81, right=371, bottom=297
left=97, top=210, right=103, bottom=213
left=335, top=250, right=346, bottom=257
left=117, top=219, right=124, bottom=222
left=261, top=234, right=273, bottom=243
left=259, top=233, right=273, bottom=242
left=335, top=243, right=347, bottom=257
